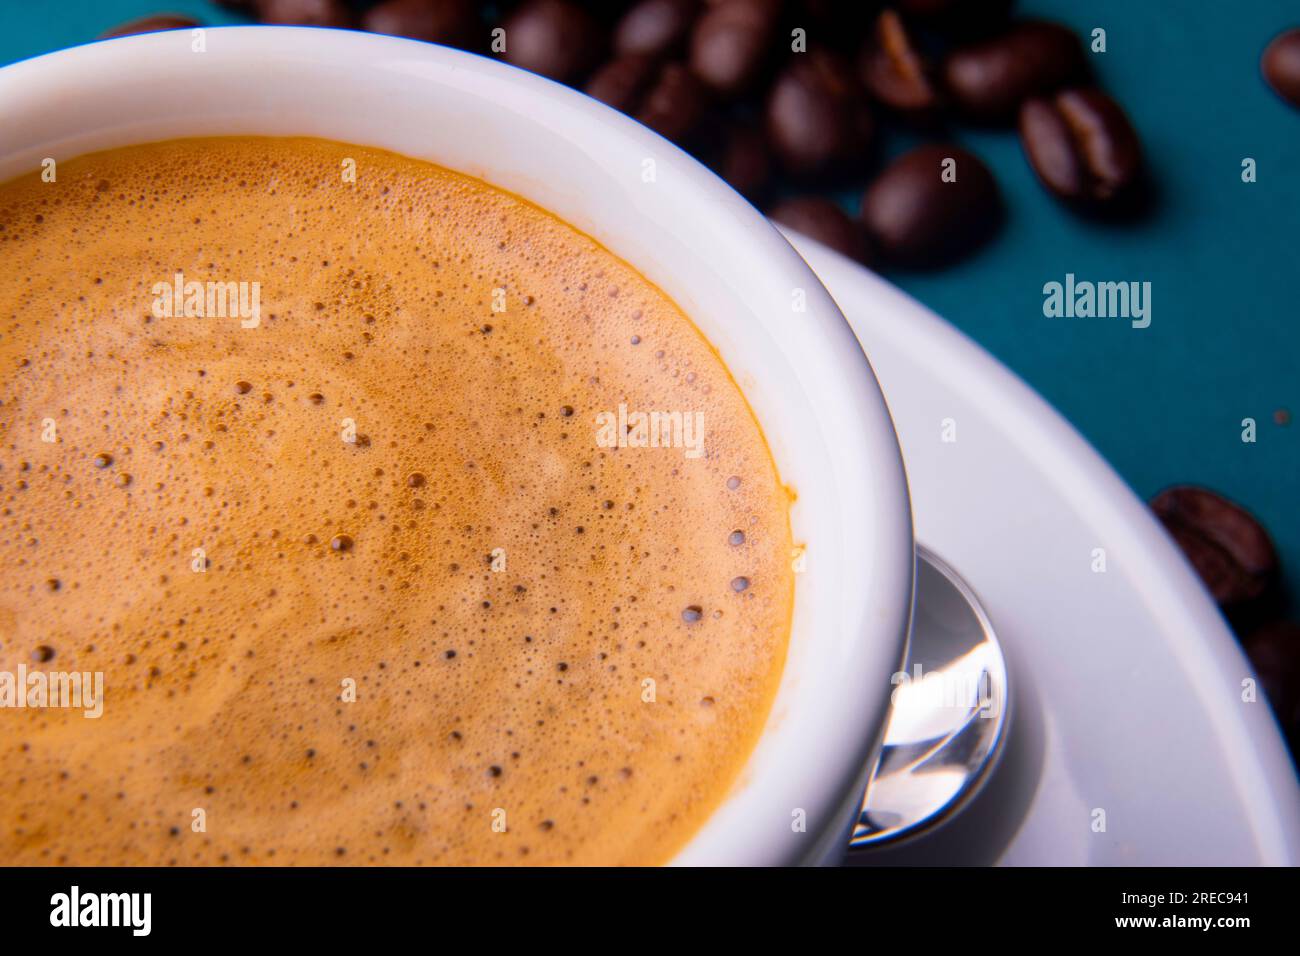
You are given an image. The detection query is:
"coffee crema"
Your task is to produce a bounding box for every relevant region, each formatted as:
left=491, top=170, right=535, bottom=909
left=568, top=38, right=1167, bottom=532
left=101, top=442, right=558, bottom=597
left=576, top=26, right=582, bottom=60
left=0, top=137, right=793, bottom=865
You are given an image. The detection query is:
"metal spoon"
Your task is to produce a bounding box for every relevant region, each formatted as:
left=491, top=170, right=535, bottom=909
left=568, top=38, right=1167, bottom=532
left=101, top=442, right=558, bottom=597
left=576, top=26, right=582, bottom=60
left=849, top=545, right=1010, bottom=848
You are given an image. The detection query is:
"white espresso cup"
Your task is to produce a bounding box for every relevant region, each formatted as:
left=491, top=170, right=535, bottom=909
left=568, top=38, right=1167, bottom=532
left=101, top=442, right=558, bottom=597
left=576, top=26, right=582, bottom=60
left=0, top=26, right=915, bottom=866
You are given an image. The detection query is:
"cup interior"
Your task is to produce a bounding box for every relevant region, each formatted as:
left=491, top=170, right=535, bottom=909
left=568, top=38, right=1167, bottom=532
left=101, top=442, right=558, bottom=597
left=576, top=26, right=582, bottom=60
left=0, top=27, right=915, bottom=864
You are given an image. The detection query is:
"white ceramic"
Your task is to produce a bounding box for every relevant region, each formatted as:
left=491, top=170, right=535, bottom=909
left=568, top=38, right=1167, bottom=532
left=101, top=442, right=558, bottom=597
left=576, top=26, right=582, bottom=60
left=0, top=28, right=914, bottom=866
left=786, top=230, right=1300, bottom=865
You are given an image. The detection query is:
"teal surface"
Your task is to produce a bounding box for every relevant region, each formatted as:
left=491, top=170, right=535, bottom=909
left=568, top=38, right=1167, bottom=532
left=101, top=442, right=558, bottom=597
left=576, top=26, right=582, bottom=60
left=2, top=0, right=1297, bottom=604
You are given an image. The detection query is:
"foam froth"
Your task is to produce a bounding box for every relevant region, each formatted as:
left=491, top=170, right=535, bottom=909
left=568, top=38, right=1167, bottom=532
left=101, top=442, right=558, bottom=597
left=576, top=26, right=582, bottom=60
left=0, top=137, right=793, bottom=865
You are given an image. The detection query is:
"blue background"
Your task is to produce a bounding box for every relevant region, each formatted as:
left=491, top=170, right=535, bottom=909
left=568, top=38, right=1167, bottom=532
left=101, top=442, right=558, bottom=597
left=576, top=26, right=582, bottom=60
left=2, top=0, right=1297, bottom=604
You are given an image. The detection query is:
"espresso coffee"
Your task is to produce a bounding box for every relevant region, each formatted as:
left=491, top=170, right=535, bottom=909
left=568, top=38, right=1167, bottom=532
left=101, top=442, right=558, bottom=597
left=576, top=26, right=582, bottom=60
left=0, top=137, right=793, bottom=865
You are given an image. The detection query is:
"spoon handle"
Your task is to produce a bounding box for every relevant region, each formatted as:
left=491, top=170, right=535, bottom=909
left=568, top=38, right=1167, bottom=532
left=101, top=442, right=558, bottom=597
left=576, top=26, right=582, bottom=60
left=850, top=546, right=1010, bottom=848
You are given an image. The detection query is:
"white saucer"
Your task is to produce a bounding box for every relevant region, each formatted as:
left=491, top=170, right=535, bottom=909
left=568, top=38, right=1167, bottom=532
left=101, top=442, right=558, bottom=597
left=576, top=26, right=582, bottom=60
left=782, top=230, right=1300, bottom=866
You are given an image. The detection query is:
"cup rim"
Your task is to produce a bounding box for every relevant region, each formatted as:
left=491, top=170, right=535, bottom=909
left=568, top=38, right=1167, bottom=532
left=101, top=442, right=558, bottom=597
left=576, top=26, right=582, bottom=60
left=0, top=27, right=915, bottom=865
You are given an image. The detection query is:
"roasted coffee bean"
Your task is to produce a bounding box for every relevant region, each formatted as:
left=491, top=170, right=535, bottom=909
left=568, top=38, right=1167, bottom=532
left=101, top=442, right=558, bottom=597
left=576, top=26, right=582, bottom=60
left=765, top=48, right=873, bottom=176
left=696, top=121, right=772, bottom=199
left=99, top=15, right=200, bottom=39
left=501, top=0, right=605, bottom=83
left=614, top=0, right=701, bottom=58
left=587, top=57, right=707, bottom=143
left=689, top=0, right=781, bottom=97
left=256, top=0, right=353, bottom=28
left=1150, top=486, right=1279, bottom=611
left=714, top=122, right=772, bottom=199
left=362, top=0, right=479, bottom=47
left=1019, top=87, right=1142, bottom=207
left=859, top=9, right=940, bottom=116
left=581, top=2, right=639, bottom=28
left=587, top=54, right=659, bottom=112
left=801, top=0, right=878, bottom=46
left=899, top=0, right=1014, bottom=33
left=1262, top=28, right=1300, bottom=110
left=1244, top=620, right=1300, bottom=739
left=943, top=19, right=1085, bottom=122
left=636, top=62, right=709, bottom=142
left=769, top=196, right=869, bottom=263
left=860, top=144, right=1000, bottom=267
